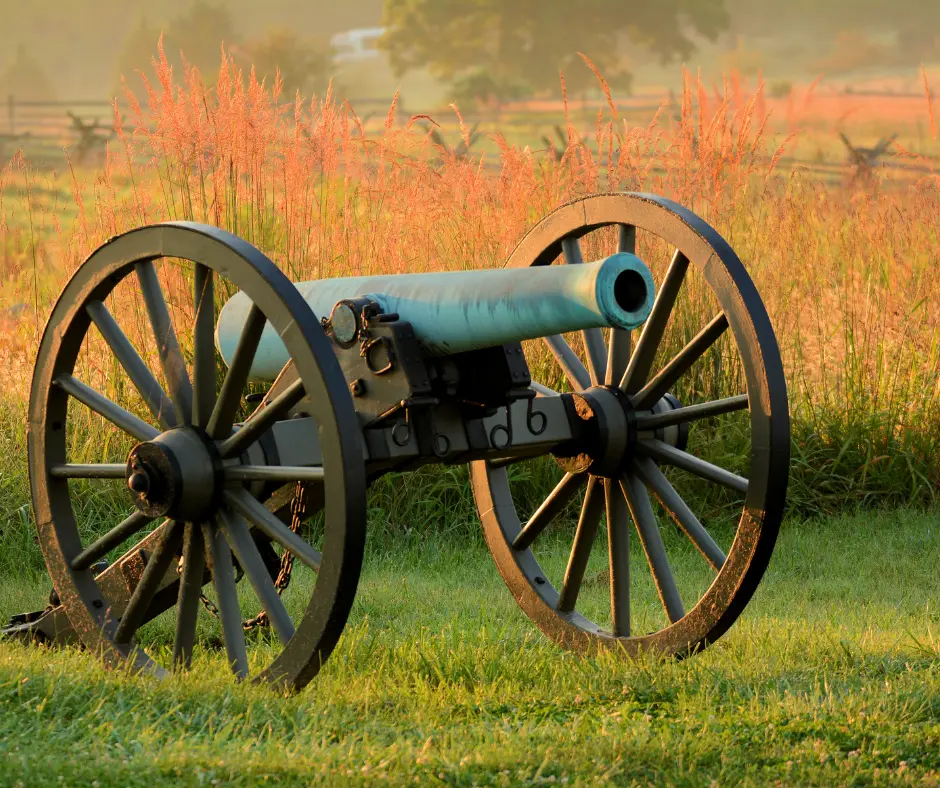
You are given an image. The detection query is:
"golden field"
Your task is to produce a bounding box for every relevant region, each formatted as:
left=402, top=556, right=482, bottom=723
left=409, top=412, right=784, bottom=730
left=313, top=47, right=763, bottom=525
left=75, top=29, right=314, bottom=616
left=0, top=49, right=938, bottom=551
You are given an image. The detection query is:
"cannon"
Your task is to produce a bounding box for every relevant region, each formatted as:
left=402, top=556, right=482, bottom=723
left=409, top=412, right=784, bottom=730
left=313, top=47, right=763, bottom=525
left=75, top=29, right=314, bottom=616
left=5, top=193, right=789, bottom=690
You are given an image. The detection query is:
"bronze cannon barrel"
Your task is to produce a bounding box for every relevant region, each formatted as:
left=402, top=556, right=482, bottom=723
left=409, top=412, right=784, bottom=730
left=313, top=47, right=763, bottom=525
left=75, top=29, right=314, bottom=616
left=216, top=252, right=655, bottom=380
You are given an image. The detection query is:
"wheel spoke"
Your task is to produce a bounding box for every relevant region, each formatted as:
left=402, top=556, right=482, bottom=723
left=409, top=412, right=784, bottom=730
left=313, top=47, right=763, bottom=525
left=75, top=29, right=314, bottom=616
left=86, top=301, right=177, bottom=430
left=632, top=313, right=729, bottom=410
left=219, top=378, right=305, bottom=460
left=582, top=329, right=608, bottom=387
left=114, top=521, right=184, bottom=644
left=561, top=236, right=585, bottom=266
left=54, top=375, right=159, bottom=442
left=606, top=478, right=631, bottom=637
left=632, top=457, right=726, bottom=571
left=512, top=472, right=587, bottom=551
left=71, top=511, right=154, bottom=570
left=617, top=224, right=636, bottom=255
left=225, top=488, right=322, bottom=571
left=530, top=381, right=558, bottom=398
left=136, top=260, right=194, bottom=425
left=207, top=304, right=266, bottom=439
left=620, top=249, right=689, bottom=393
left=203, top=521, right=249, bottom=679
left=226, top=465, right=324, bottom=483
left=173, top=523, right=206, bottom=668
left=561, top=236, right=607, bottom=384
left=50, top=463, right=127, bottom=479
left=639, top=439, right=749, bottom=495
left=193, top=264, right=216, bottom=429
left=619, top=474, right=685, bottom=624
left=543, top=335, right=591, bottom=391
left=634, top=394, right=749, bottom=431
left=606, top=329, right=631, bottom=387
left=220, top=509, right=295, bottom=645
left=557, top=476, right=604, bottom=613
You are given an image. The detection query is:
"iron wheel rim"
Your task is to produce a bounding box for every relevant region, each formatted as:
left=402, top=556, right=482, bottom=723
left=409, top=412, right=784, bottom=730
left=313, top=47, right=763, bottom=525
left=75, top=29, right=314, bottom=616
left=471, top=192, right=790, bottom=656
left=28, top=222, right=366, bottom=690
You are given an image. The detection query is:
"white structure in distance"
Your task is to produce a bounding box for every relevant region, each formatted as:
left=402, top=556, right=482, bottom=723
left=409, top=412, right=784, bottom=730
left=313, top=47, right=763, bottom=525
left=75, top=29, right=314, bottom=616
left=330, top=28, right=386, bottom=64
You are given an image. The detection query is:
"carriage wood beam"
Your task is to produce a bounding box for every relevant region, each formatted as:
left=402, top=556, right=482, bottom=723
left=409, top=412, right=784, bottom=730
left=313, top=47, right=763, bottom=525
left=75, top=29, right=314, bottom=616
left=1, top=492, right=304, bottom=648
left=1, top=523, right=177, bottom=647
left=265, top=395, right=577, bottom=474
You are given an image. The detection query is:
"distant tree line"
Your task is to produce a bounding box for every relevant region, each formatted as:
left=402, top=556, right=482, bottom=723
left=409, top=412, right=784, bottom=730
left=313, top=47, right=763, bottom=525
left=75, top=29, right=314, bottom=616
left=0, top=0, right=372, bottom=102
left=725, top=0, right=940, bottom=58
left=115, top=2, right=333, bottom=101
left=2, top=0, right=938, bottom=108
left=379, top=0, right=729, bottom=106
left=377, top=0, right=940, bottom=107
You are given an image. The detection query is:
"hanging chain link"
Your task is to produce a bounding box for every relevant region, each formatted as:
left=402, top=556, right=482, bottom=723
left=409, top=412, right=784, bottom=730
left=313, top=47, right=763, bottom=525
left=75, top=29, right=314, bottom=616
left=241, top=481, right=308, bottom=631
left=182, top=481, right=309, bottom=630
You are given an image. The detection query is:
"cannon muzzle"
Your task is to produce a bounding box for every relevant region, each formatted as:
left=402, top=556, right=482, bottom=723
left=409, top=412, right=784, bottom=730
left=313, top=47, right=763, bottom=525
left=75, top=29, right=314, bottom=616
left=216, top=252, right=655, bottom=380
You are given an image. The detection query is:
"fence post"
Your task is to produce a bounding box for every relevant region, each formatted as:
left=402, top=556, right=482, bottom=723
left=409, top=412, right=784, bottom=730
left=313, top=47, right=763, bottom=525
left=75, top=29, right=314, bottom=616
left=7, top=95, right=14, bottom=135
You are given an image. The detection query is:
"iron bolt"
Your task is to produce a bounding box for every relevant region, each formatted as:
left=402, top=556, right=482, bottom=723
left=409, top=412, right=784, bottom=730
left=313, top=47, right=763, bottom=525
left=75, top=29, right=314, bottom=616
left=349, top=378, right=366, bottom=397
left=127, top=470, right=150, bottom=495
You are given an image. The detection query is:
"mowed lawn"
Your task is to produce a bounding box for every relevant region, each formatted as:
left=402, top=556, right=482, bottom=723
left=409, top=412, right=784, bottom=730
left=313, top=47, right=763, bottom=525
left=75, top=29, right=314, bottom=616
left=0, top=509, right=936, bottom=787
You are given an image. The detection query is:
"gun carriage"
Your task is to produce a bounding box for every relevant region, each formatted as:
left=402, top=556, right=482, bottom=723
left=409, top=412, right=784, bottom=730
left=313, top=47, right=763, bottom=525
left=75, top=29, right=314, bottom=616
left=5, top=193, right=789, bottom=690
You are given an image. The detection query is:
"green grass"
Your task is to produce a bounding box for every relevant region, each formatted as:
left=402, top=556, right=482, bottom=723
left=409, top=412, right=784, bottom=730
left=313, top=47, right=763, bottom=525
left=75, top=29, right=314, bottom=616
left=0, top=509, right=937, bottom=786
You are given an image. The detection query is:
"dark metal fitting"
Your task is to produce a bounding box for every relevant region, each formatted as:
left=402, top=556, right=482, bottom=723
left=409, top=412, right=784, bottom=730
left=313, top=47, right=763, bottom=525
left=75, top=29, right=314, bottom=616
left=328, top=297, right=383, bottom=347
left=489, top=423, right=512, bottom=451
left=508, top=386, right=537, bottom=401
left=391, top=421, right=411, bottom=446
left=432, top=433, right=451, bottom=457
left=400, top=396, right=440, bottom=409
left=526, top=397, right=548, bottom=436
left=361, top=336, right=395, bottom=375
left=127, top=470, right=150, bottom=495
left=349, top=378, right=366, bottom=397
left=360, top=301, right=382, bottom=321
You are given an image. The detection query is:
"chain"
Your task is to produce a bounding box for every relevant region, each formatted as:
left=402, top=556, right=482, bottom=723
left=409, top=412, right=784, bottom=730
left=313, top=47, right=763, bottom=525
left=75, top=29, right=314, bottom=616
left=241, top=481, right=307, bottom=631
left=183, top=481, right=309, bottom=630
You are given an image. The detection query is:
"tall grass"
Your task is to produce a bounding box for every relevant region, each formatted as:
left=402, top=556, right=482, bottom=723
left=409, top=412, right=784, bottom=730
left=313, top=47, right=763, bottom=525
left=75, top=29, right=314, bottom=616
left=0, top=45, right=938, bottom=573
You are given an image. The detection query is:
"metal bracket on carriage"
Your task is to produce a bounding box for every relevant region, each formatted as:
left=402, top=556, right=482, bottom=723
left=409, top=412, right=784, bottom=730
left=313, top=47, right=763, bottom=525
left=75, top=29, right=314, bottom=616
left=0, top=529, right=173, bottom=647
left=0, top=499, right=300, bottom=649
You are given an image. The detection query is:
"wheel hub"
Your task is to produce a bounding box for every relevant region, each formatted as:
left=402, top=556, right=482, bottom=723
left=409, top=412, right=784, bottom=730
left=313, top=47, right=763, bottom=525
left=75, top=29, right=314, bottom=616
left=126, top=428, right=223, bottom=520
left=553, top=386, right=686, bottom=479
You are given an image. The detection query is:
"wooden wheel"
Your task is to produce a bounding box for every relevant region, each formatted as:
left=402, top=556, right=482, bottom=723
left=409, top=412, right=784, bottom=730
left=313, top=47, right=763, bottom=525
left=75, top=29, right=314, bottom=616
left=472, top=193, right=790, bottom=656
left=28, top=222, right=366, bottom=690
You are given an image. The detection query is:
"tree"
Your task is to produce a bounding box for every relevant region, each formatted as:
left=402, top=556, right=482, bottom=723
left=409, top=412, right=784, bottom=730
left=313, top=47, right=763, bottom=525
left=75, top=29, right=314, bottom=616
left=112, top=1, right=239, bottom=100
left=379, top=0, right=729, bottom=96
left=238, top=29, right=333, bottom=99
left=0, top=45, right=57, bottom=102
left=449, top=68, right=531, bottom=109
left=164, top=0, right=239, bottom=79
left=894, top=8, right=940, bottom=62
left=725, top=0, right=940, bottom=60
left=112, top=15, right=161, bottom=98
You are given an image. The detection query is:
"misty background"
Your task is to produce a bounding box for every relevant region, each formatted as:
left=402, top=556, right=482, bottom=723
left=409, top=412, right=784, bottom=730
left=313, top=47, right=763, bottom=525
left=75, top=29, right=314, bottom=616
left=1, top=0, right=938, bottom=108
